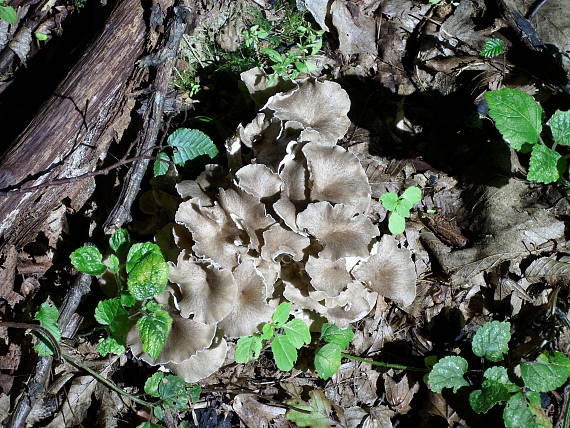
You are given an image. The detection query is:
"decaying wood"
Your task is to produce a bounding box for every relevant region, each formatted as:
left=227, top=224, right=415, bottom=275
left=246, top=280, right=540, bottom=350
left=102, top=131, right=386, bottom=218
left=0, top=0, right=147, bottom=250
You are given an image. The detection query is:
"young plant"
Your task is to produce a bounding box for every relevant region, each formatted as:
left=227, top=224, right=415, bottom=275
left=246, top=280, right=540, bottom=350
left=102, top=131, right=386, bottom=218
left=379, top=186, right=423, bottom=234
left=480, top=38, right=506, bottom=58
left=313, top=323, right=354, bottom=380
left=427, top=320, right=570, bottom=427
left=235, top=302, right=311, bottom=371
left=485, top=88, right=570, bottom=184
left=70, top=229, right=172, bottom=359
left=33, top=301, right=62, bottom=357
left=153, top=128, right=218, bottom=177
left=0, top=0, right=17, bottom=25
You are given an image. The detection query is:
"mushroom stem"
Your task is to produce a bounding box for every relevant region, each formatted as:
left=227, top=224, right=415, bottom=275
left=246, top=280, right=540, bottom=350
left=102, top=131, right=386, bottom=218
left=341, top=353, right=428, bottom=372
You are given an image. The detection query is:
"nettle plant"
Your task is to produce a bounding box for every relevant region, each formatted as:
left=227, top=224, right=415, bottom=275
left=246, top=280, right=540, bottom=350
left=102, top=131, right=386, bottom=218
left=428, top=321, right=570, bottom=428
left=379, top=186, right=423, bottom=234
left=485, top=88, right=570, bottom=184
left=70, top=229, right=171, bottom=358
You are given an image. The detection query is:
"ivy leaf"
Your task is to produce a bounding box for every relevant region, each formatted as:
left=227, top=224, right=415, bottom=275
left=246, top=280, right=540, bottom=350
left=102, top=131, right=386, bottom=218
left=286, top=390, right=333, bottom=428
left=235, top=335, right=263, bottom=363
left=0, top=5, right=17, bottom=25
left=549, top=110, right=570, bottom=146
left=469, top=379, right=510, bottom=414
left=272, top=302, right=292, bottom=327
left=127, top=252, right=169, bottom=300
left=125, top=242, right=162, bottom=273
left=379, top=192, right=399, bottom=211
left=94, top=298, right=130, bottom=340
left=503, top=392, right=551, bottom=428
left=320, top=324, right=354, bottom=349
left=401, top=186, right=422, bottom=205
left=97, top=337, right=125, bottom=357
left=153, top=152, right=171, bottom=177
left=70, top=246, right=107, bottom=275
left=521, top=351, right=570, bottom=392
left=109, top=228, right=130, bottom=254
left=314, top=343, right=342, bottom=380
left=282, top=318, right=311, bottom=349
left=33, top=301, right=61, bottom=356
left=483, top=366, right=520, bottom=393
left=480, top=38, right=506, bottom=57
left=271, top=333, right=297, bottom=371
left=167, top=128, right=218, bottom=166
left=136, top=309, right=172, bottom=359
left=428, top=356, right=469, bottom=393
left=472, top=321, right=511, bottom=362
left=484, top=88, right=544, bottom=150
left=388, top=212, right=406, bottom=234
left=527, top=144, right=561, bottom=184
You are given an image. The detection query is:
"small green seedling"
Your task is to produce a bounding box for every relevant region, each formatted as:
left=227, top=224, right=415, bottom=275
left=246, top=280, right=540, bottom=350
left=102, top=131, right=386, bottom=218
left=427, top=320, right=570, bottom=427
left=0, top=0, right=17, bottom=25
left=70, top=229, right=172, bottom=359
left=379, top=186, right=423, bottom=234
left=485, top=88, right=570, bottom=184
left=480, top=38, right=506, bottom=58
left=314, top=324, right=355, bottom=380
left=153, top=128, right=218, bottom=177
left=33, top=301, right=62, bottom=357
left=235, top=302, right=311, bottom=371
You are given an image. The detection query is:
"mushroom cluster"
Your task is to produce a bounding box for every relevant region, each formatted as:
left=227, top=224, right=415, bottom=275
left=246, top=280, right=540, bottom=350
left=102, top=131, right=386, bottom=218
left=131, top=77, right=417, bottom=382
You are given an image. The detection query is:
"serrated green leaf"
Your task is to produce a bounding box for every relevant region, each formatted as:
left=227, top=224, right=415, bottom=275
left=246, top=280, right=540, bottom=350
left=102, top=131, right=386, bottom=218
left=388, top=212, right=406, bottom=234
left=33, top=301, right=61, bottom=356
left=153, top=152, right=171, bottom=177
left=94, top=298, right=130, bottom=340
left=484, top=366, right=520, bottom=393
left=379, top=192, right=399, bottom=211
left=70, top=246, right=107, bottom=275
left=106, top=254, right=120, bottom=273
left=549, top=110, right=570, bottom=146
left=469, top=379, right=510, bottom=414
left=0, top=5, right=17, bottom=25
left=120, top=292, right=136, bottom=308
left=109, top=228, right=129, bottom=254
left=472, top=321, right=511, bottom=362
left=527, top=144, right=561, bottom=184
left=503, top=392, right=552, bottom=428
left=136, top=310, right=172, bottom=359
left=282, top=318, right=311, bottom=349
left=286, top=390, right=333, bottom=428
left=126, top=242, right=161, bottom=273
left=272, top=302, right=292, bottom=327
left=144, top=372, right=165, bottom=397
left=97, top=337, right=125, bottom=356
left=271, top=333, right=297, bottom=371
left=127, top=252, right=169, bottom=300
left=235, top=335, right=263, bottom=363
left=480, top=38, right=506, bottom=58
left=521, top=351, right=570, bottom=392
left=167, top=129, right=218, bottom=166
left=428, top=356, right=469, bottom=393
left=401, top=186, right=422, bottom=204
left=261, top=323, right=274, bottom=341
left=320, top=324, right=354, bottom=349
left=485, top=88, right=544, bottom=150
left=314, top=343, right=342, bottom=380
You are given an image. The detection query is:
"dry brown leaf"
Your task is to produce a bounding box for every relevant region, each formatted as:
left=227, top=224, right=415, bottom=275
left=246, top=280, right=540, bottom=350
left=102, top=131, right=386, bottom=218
left=383, top=374, right=419, bottom=415
left=525, top=257, right=570, bottom=284
left=232, top=394, right=286, bottom=428
left=0, top=246, right=23, bottom=308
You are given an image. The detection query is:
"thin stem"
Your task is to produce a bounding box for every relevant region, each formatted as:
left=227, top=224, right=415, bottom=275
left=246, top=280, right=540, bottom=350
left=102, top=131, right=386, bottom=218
left=342, top=353, right=428, bottom=372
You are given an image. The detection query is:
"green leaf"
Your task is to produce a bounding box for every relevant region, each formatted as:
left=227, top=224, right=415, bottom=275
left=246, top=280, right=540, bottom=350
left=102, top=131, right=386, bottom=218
left=187, top=385, right=202, bottom=403
left=106, top=254, right=120, bottom=273
left=388, top=212, right=406, bottom=234
left=125, top=242, right=161, bottom=273
left=120, top=292, right=136, bottom=308
left=282, top=318, right=311, bottom=349
left=97, top=337, right=126, bottom=356
left=136, top=422, right=164, bottom=428
left=428, top=356, right=469, bottom=393
left=235, top=335, right=263, bottom=363
left=261, top=323, right=274, bottom=341
left=394, top=198, right=413, bottom=218
left=33, top=301, right=61, bottom=356
left=153, top=152, right=171, bottom=177
left=127, top=252, right=169, bottom=300
left=320, top=324, right=354, bottom=349
left=153, top=406, right=165, bottom=420
left=167, top=128, right=218, bottom=166
left=271, top=333, right=297, bottom=371
left=272, top=302, right=292, bottom=327
left=286, top=390, right=333, bottom=428
left=294, top=61, right=309, bottom=73
left=480, top=38, right=506, bottom=58
left=35, top=32, right=48, bottom=41
left=314, top=343, right=342, bottom=380
left=157, top=375, right=188, bottom=410
left=527, top=144, right=561, bottom=184
left=0, top=5, right=17, bottom=25
left=144, top=372, right=165, bottom=397
left=109, top=228, right=130, bottom=254
left=94, top=298, right=129, bottom=340
left=472, top=321, right=511, bottom=362
left=483, top=366, right=520, bottom=393
left=70, top=246, right=107, bottom=275
left=469, top=379, right=510, bottom=414
left=136, top=310, right=172, bottom=359
left=262, top=48, right=283, bottom=63
left=503, top=392, right=552, bottom=428
left=549, top=110, right=570, bottom=146
left=521, top=351, right=570, bottom=392
left=484, top=88, right=544, bottom=150
left=401, top=186, right=422, bottom=205
left=379, top=192, right=399, bottom=211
